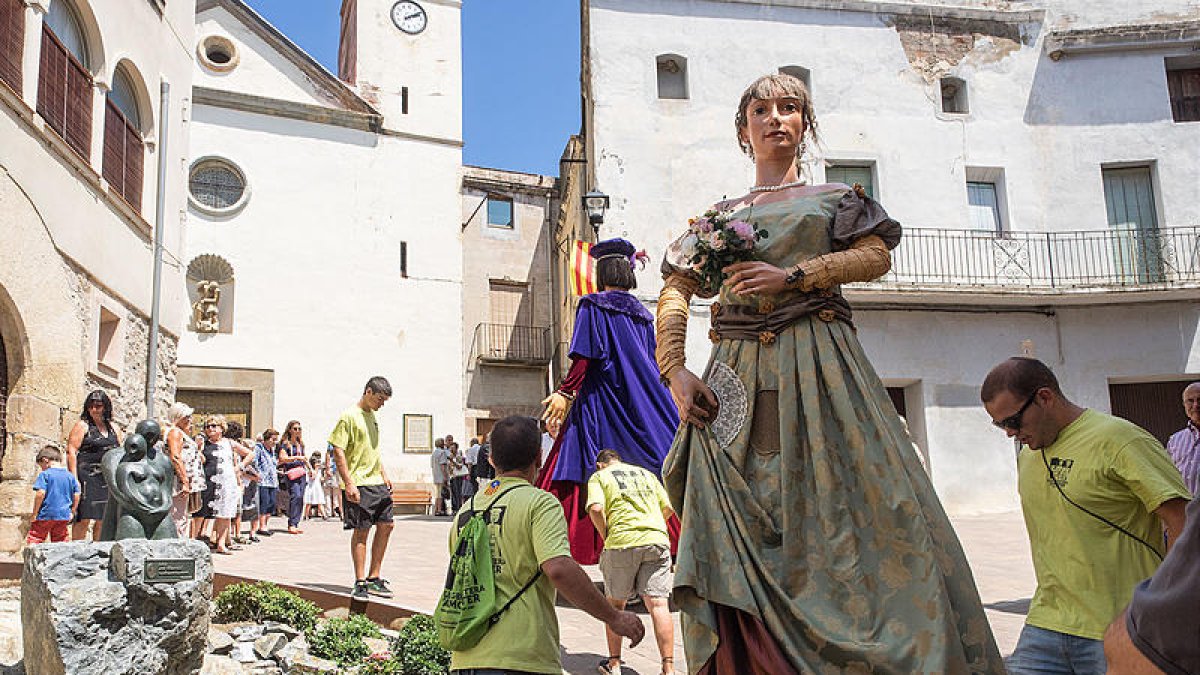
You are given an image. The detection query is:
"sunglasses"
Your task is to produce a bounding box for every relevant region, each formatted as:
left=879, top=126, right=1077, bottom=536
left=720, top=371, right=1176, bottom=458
left=205, top=423, right=222, bottom=429
left=993, top=390, right=1040, bottom=431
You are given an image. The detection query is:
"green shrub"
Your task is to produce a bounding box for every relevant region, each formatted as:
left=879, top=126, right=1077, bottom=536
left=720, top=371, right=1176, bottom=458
left=307, top=614, right=383, bottom=667
left=391, top=614, right=450, bottom=675
left=213, top=582, right=319, bottom=631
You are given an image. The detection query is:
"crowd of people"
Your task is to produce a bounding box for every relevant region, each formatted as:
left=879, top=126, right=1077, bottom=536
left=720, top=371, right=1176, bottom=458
left=428, top=432, right=497, bottom=516
left=36, top=391, right=345, bottom=556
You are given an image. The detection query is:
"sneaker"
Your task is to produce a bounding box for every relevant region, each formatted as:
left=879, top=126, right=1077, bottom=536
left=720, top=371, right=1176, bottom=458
left=248, top=536, right=261, bottom=543
left=255, top=530, right=273, bottom=537
left=365, top=577, right=394, bottom=598
left=351, top=580, right=370, bottom=601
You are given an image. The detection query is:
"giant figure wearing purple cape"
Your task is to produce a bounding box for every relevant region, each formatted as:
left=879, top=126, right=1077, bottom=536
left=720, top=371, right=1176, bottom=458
left=537, top=238, right=681, bottom=564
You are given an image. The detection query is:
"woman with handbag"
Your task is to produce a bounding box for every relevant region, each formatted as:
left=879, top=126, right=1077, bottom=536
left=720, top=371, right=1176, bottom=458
left=277, top=420, right=307, bottom=534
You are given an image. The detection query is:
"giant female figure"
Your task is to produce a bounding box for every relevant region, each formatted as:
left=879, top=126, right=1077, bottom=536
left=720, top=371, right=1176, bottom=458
left=655, top=73, right=1004, bottom=673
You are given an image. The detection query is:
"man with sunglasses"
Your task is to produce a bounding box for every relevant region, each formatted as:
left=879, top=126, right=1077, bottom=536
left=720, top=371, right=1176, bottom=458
left=981, top=357, right=1190, bottom=675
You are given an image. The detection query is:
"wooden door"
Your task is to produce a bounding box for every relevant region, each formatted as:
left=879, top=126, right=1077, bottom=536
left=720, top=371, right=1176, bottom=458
left=1109, top=380, right=1192, bottom=446
left=1103, top=167, right=1162, bottom=283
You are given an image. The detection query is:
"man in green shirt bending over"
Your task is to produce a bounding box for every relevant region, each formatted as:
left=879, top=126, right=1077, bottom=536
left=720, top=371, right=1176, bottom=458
left=329, top=376, right=394, bottom=601
left=588, top=449, right=676, bottom=675
left=448, top=416, right=644, bottom=675
left=982, top=357, right=1190, bottom=675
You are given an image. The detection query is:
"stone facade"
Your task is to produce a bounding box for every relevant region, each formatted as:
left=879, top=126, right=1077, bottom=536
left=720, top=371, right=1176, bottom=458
left=0, top=0, right=194, bottom=552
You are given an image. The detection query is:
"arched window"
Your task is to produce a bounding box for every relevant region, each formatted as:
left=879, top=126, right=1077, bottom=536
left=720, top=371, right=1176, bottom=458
left=0, top=0, right=25, bottom=94
left=103, top=67, right=144, bottom=210
left=778, top=65, right=812, bottom=95
left=37, top=0, right=92, bottom=159
left=656, top=54, right=687, bottom=100
left=940, top=76, right=968, bottom=114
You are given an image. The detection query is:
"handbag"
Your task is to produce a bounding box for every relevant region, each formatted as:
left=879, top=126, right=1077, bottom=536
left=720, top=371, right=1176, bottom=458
left=285, top=466, right=307, bottom=481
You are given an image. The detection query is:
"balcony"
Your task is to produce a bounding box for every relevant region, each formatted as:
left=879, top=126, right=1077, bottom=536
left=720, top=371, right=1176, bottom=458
left=472, top=323, right=553, bottom=366
left=849, top=226, right=1200, bottom=305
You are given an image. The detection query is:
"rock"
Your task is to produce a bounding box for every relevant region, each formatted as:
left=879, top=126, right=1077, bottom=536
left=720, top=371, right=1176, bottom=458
left=287, top=653, right=340, bottom=674
left=320, top=607, right=349, bottom=620
left=253, top=634, right=287, bottom=659
left=377, top=627, right=399, bottom=640
left=231, top=625, right=264, bottom=641
left=200, top=654, right=244, bottom=675
left=363, top=637, right=390, bottom=656
left=208, top=628, right=235, bottom=655
left=387, top=616, right=410, bottom=631
left=262, top=621, right=300, bottom=640
left=232, top=641, right=258, bottom=663
left=22, top=540, right=212, bottom=675
left=273, top=636, right=308, bottom=671
left=244, top=660, right=281, bottom=675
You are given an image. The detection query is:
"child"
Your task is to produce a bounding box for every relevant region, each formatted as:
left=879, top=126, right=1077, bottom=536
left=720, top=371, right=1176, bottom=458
left=27, top=445, right=81, bottom=545
left=303, top=452, right=327, bottom=520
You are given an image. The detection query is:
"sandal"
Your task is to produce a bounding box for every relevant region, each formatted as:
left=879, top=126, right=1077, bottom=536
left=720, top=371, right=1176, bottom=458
left=662, top=656, right=674, bottom=674
left=598, top=657, right=622, bottom=674
left=213, top=548, right=233, bottom=556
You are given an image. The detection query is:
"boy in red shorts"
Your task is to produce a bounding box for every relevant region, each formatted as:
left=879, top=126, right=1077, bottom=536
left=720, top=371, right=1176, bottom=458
left=27, top=445, right=81, bottom=544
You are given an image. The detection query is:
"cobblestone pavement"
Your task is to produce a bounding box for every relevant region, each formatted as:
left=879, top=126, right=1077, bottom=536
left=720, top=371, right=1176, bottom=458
left=214, top=510, right=1035, bottom=675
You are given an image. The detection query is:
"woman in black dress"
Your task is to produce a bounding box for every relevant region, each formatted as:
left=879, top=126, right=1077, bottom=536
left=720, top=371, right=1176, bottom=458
left=66, top=390, right=120, bottom=541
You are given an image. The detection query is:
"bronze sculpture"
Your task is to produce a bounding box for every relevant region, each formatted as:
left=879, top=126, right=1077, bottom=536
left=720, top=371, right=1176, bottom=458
left=99, top=420, right=178, bottom=541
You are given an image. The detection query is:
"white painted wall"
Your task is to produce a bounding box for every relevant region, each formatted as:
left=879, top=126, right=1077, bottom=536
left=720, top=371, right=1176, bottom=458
left=180, top=1, right=464, bottom=483
left=589, top=0, right=1200, bottom=513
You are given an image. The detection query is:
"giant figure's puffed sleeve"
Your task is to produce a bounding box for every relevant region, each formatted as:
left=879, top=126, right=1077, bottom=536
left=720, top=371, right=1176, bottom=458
left=655, top=273, right=697, bottom=380
left=791, top=185, right=902, bottom=291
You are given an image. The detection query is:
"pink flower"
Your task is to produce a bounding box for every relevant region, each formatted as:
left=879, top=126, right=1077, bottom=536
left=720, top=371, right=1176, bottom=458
left=692, top=218, right=714, bottom=234
left=707, top=231, right=726, bottom=251
left=730, top=220, right=755, bottom=242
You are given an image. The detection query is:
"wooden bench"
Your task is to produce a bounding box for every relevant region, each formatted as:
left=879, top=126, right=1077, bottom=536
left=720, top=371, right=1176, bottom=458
left=391, top=486, right=433, bottom=515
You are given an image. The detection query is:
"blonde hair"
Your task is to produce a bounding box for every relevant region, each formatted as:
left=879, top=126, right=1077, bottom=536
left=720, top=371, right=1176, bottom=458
left=205, top=414, right=227, bottom=432
left=734, top=72, right=819, bottom=161
left=167, top=401, right=194, bottom=424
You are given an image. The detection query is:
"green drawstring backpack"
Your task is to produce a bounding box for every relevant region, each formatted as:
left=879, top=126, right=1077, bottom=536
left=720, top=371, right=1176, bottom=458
left=434, top=484, right=543, bottom=651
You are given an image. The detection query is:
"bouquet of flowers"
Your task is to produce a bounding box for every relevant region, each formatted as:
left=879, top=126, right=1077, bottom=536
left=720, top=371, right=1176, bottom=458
left=686, top=209, right=768, bottom=295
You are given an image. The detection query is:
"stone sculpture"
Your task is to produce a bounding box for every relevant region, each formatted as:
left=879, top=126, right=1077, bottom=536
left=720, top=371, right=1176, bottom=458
left=99, top=419, right=177, bottom=541
left=193, top=280, right=221, bottom=333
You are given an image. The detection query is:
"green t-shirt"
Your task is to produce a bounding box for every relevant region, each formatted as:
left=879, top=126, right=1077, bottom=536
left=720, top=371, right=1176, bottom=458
left=1018, top=409, right=1189, bottom=640
left=327, top=406, right=383, bottom=487
left=447, top=477, right=570, bottom=674
left=586, top=463, right=671, bottom=550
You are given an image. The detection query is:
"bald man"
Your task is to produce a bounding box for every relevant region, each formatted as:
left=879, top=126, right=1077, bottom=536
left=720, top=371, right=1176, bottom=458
left=1165, top=382, right=1200, bottom=498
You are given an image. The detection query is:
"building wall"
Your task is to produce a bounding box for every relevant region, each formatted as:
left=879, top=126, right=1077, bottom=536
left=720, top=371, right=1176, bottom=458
left=180, top=1, right=464, bottom=484
left=461, top=167, right=557, bottom=433
left=587, top=0, right=1200, bottom=513
left=0, top=0, right=193, bottom=551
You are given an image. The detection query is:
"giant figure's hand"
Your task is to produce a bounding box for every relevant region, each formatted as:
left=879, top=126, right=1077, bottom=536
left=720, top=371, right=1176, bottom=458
left=668, top=368, right=718, bottom=428
left=723, top=261, right=790, bottom=297
left=540, top=392, right=571, bottom=426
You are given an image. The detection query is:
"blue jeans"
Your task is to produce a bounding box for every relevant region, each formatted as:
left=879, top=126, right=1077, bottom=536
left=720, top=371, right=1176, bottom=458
left=1007, top=624, right=1107, bottom=675
left=287, top=475, right=306, bottom=528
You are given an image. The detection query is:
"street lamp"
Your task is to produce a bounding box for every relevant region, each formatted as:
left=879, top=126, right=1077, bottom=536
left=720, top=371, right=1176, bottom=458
left=582, top=190, right=610, bottom=237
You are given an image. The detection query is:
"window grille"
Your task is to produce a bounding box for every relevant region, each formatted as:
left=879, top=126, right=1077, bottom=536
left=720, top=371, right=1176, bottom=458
left=189, top=162, right=245, bottom=210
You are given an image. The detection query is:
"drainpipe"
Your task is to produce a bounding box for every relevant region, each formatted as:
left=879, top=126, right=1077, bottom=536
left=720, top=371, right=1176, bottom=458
left=146, top=80, right=170, bottom=417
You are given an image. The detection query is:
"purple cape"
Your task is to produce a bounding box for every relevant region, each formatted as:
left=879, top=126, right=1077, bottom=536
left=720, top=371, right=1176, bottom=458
left=550, top=290, right=681, bottom=483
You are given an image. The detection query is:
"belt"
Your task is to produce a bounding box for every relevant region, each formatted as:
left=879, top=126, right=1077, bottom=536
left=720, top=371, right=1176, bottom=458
left=709, top=291, right=853, bottom=345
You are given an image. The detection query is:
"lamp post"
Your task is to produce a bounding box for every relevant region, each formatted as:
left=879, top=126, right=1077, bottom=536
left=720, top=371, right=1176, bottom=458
left=582, top=190, right=610, bottom=238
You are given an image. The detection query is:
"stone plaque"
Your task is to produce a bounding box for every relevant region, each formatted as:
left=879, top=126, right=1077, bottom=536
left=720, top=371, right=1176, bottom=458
left=144, top=558, right=196, bottom=583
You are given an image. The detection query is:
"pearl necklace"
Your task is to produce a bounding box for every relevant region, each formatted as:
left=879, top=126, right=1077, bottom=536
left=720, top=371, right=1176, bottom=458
left=748, top=179, right=807, bottom=193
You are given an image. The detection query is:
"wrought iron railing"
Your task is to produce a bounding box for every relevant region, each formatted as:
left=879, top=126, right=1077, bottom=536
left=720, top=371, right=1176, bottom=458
left=854, top=225, right=1200, bottom=290
left=473, top=323, right=553, bottom=365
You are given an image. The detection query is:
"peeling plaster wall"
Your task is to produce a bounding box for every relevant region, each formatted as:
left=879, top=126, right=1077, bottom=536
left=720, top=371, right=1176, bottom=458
left=589, top=0, right=1200, bottom=514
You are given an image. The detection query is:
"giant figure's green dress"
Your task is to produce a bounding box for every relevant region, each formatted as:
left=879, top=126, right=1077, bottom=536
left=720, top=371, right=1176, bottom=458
left=662, top=186, right=1005, bottom=674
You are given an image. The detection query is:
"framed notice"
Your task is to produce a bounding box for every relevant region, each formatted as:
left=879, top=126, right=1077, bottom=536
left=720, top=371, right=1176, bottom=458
left=404, top=414, right=433, bottom=453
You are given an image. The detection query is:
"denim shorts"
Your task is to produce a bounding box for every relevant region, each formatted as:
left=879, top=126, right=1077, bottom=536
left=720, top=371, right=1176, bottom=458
left=1006, top=624, right=1106, bottom=675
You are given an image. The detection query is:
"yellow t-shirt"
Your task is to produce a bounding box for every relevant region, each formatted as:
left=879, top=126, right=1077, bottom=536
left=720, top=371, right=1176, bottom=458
left=326, top=406, right=383, bottom=487
left=586, top=463, right=671, bottom=550
left=1018, top=409, right=1190, bottom=640
left=448, top=477, right=570, bottom=674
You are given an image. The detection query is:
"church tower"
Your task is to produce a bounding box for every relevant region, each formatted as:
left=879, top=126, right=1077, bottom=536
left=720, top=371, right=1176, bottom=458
left=339, top=0, right=462, bottom=143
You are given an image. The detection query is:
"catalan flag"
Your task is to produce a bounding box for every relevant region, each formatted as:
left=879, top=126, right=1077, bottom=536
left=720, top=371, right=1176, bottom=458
left=569, top=240, right=598, bottom=296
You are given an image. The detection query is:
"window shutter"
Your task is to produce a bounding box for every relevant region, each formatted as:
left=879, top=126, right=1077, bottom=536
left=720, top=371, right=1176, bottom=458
left=0, top=0, right=23, bottom=95
left=64, top=56, right=90, bottom=157
left=37, top=23, right=90, bottom=160
left=102, top=98, right=144, bottom=211
left=37, top=24, right=66, bottom=132
left=124, top=117, right=143, bottom=209
left=102, top=99, right=123, bottom=188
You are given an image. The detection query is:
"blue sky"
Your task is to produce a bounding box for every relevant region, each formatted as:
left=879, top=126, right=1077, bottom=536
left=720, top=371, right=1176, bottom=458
left=243, top=1, right=581, bottom=176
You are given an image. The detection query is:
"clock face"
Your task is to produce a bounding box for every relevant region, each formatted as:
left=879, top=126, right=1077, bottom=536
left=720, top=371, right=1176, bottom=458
left=391, top=1, right=428, bottom=35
